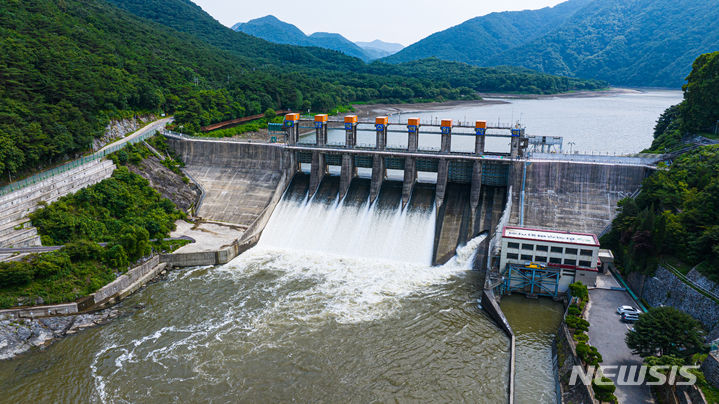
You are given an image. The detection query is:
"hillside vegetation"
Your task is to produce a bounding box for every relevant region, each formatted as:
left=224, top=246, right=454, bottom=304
left=384, top=0, right=719, bottom=87
left=0, top=0, right=605, bottom=180
left=647, top=52, right=719, bottom=152
left=602, top=54, right=719, bottom=281
left=384, top=0, right=592, bottom=66
left=0, top=167, right=184, bottom=308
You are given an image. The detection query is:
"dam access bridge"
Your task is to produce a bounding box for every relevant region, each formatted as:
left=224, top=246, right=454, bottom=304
left=283, top=113, right=528, bottom=209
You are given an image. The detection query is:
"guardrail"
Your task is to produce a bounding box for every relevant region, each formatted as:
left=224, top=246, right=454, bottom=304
left=0, top=128, right=161, bottom=197
left=661, top=263, right=719, bottom=304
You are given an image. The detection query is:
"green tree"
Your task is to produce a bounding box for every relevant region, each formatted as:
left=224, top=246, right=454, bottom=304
left=626, top=306, right=705, bottom=358
left=592, top=377, right=617, bottom=403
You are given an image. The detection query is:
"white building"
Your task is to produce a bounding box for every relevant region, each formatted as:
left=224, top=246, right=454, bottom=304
left=499, top=226, right=600, bottom=291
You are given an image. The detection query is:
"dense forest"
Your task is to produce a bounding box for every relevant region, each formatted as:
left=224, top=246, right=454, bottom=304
left=384, top=0, right=719, bottom=87
left=384, top=0, right=592, bottom=65
left=647, top=51, right=719, bottom=152
left=0, top=0, right=606, bottom=180
left=602, top=53, right=719, bottom=281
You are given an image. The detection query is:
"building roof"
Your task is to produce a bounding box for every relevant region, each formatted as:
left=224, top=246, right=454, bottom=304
left=502, top=226, right=600, bottom=247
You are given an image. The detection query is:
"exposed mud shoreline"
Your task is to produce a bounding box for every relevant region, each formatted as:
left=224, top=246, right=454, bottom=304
left=351, top=88, right=640, bottom=118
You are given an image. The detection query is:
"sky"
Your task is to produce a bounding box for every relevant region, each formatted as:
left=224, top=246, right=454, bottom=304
left=192, top=0, right=566, bottom=45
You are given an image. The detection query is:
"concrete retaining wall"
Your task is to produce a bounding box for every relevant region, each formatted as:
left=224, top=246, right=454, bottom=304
left=482, top=288, right=515, bottom=404
left=555, top=322, right=596, bottom=404
left=167, top=137, right=288, bottom=171
left=0, top=256, right=165, bottom=319
left=702, top=351, right=719, bottom=390
left=161, top=242, right=240, bottom=268
left=0, top=159, right=116, bottom=249
left=0, top=303, right=79, bottom=320
left=510, top=161, right=650, bottom=234
left=166, top=136, right=293, bottom=226
left=93, top=256, right=162, bottom=304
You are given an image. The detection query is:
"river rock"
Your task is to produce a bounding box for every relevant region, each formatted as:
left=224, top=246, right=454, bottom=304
left=0, top=308, right=123, bottom=361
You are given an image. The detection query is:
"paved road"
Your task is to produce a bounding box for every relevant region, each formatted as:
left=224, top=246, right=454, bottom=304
left=587, top=273, right=653, bottom=404
left=99, top=117, right=173, bottom=152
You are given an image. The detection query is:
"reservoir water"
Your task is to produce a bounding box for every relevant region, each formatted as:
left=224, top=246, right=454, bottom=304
left=320, top=89, right=683, bottom=155
left=0, top=90, right=677, bottom=402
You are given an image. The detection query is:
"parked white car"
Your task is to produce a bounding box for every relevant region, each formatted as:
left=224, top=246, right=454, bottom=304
left=617, top=305, right=641, bottom=315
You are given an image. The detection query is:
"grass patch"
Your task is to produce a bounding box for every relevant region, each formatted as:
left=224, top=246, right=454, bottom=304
left=193, top=116, right=284, bottom=139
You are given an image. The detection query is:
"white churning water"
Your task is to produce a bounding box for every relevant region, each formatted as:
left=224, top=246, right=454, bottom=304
left=222, top=192, right=486, bottom=325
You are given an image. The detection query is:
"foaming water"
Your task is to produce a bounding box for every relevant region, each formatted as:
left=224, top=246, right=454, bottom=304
left=0, top=196, right=507, bottom=403
left=259, top=191, right=437, bottom=265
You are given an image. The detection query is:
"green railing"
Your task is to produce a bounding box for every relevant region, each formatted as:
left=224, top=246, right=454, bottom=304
left=661, top=262, right=719, bottom=304
left=0, top=129, right=160, bottom=197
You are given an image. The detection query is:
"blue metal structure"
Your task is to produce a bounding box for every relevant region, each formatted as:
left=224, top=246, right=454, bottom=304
left=500, top=264, right=560, bottom=297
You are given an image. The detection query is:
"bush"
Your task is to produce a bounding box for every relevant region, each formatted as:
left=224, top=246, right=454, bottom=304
left=0, top=263, right=34, bottom=288
left=566, top=314, right=590, bottom=332
left=576, top=342, right=603, bottom=367
left=573, top=332, right=589, bottom=343
left=592, top=377, right=617, bottom=403
left=104, top=244, right=129, bottom=269
left=64, top=240, right=105, bottom=261
left=568, top=305, right=581, bottom=316
left=569, top=282, right=589, bottom=300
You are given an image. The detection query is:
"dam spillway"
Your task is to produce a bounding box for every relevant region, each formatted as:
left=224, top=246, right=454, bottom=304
left=260, top=174, right=437, bottom=265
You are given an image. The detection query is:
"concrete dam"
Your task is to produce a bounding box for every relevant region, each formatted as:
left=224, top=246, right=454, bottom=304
left=165, top=114, right=656, bottom=272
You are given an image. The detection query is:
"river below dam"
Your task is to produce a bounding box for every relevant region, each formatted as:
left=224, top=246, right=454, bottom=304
left=0, top=90, right=674, bottom=402
left=0, top=178, right=563, bottom=403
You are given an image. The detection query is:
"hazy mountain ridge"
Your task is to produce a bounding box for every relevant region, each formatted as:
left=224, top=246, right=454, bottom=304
left=232, top=15, right=403, bottom=61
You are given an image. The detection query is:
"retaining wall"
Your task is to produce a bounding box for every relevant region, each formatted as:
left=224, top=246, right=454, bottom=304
left=167, top=137, right=288, bottom=171
left=510, top=161, right=650, bottom=234
left=166, top=136, right=292, bottom=226
left=555, top=322, right=596, bottom=404
left=482, top=288, right=515, bottom=404
left=160, top=242, right=240, bottom=268
left=0, top=159, right=116, bottom=249
left=93, top=256, right=163, bottom=304
left=627, top=266, right=719, bottom=335
left=0, top=256, right=165, bottom=319
left=702, top=351, right=719, bottom=390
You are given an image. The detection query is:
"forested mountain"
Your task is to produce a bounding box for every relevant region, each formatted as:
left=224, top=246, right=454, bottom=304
left=0, top=0, right=604, bottom=180
left=232, top=15, right=369, bottom=61
left=384, top=0, right=719, bottom=87
left=384, top=0, right=592, bottom=65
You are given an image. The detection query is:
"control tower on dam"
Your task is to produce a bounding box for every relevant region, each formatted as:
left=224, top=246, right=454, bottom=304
left=164, top=113, right=656, bottom=269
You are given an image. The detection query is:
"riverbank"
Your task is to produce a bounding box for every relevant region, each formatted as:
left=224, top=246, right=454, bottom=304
left=351, top=99, right=508, bottom=118
left=478, top=87, right=640, bottom=100
left=349, top=88, right=642, bottom=118
left=0, top=307, right=122, bottom=360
